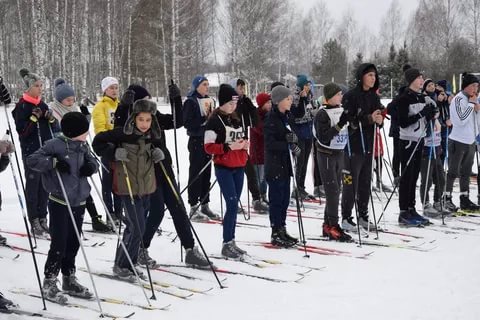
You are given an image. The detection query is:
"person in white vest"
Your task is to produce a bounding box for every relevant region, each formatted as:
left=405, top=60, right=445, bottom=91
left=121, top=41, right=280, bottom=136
left=444, top=73, right=480, bottom=212
left=313, top=83, right=352, bottom=242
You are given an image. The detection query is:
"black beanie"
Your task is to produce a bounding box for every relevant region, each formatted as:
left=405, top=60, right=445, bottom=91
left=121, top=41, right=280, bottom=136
left=218, top=84, right=238, bottom=106
left=127, top=84, right=151, bottom=102
left=61, top=112, right=89, bottom=138
left=323, top=83, right=342, bottom=101
left=405, top=67, right=422, bottom=86
left=270, top=81, right=285, bottom=91
left=461, top=72, right=479, bottom=90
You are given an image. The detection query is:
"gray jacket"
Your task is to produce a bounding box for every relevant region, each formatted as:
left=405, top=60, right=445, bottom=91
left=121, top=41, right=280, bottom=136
left=26, top=135, right=98, bottom=206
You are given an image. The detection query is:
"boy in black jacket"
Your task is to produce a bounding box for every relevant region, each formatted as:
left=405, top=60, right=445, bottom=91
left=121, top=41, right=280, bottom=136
left=341, top=63, right=384, bottom=232
left=264, top=85, right=299, bottom=248
left=314, top=83, right=352, bottom=242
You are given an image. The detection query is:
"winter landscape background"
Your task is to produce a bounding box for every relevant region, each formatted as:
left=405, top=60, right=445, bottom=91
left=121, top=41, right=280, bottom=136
left=0, top=0, right=479, bottom=100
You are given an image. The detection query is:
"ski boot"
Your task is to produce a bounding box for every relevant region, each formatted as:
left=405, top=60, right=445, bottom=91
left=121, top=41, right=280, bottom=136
left=398, top=210, right=422, bottom=227
left=43, top=277, right=68, bottom=304
left=460, top=195, right=480, bottom=212
left=91, top=215, right=112, bottom=233
left=185, top=246, right=211, bottom=269
left=0, top=292, right=15, bottom=310
left=62, top=273, right=93, bottom=299
left=270, top=227, right=296, bottom=248
left=138, top=247, right=157, bottom=267
left=322, top=224, right=353, bottom=242
left=221, top=241, right=244, bottom=260
left=253, top=199, right=268, bottom=213
left=200, top=203, right=220, bottom=220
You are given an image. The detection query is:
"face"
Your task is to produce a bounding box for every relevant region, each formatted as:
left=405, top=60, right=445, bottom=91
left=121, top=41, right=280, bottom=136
left=196, top=80, right=209, bottom=97
left=236, top=84, right=245, bottom=96
left=27, top=80, right=43, bottom=98
left=328, top=91, right=343, bottom=106
left=426, top=82, right=435, bottom=93
left=437, top=91, right=446, bottom=102
left=105, top=84, right=119, bottom=99
left=278, top=95, right=293, bottom=113
left=362, top=71, right=376, bottom=90
left=464, top=83, right=479, bottom=97
left=135, top=112, right=152, bottom=133
left=220, top=100, right=238, bottom=114
left=303, top=83, right=311, bottom=93
left=61, top=96, right=75, bottom=107
left=262, top=100, right=272, bottom=112
left=411, top=76, right=424, bottom=92
left=72, top=131, right=88, bottom=142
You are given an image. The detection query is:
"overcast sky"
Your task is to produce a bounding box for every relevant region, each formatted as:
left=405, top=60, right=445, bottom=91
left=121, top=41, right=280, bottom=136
left=295, top=0, right=420, bottom=33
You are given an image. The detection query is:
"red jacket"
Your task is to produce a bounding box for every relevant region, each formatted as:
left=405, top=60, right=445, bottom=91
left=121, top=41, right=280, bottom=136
left=204, top=110, right=248, bottom=168
left=249, top=107, right=267, bottom=165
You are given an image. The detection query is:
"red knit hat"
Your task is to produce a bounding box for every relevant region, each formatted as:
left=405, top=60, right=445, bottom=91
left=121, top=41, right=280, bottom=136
left=256, top=92, right=271, bottom=108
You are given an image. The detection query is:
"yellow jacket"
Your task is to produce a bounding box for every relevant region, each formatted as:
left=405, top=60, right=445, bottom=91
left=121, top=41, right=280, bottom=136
left=92, top=95, right=119, bottom=134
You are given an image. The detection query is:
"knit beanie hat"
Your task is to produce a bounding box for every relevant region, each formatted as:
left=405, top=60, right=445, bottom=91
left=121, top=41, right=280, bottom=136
left=323, top=83, right=342, bottom=101
left=126, top=84, right=151, bottom=102
left=296, top=74, right=310, bottom=89
left=191, top=75, right=208, bottom=92
left=101, top=76, right=119, bottom=92
left=404, top=67, right=422, bottom=86
left=256, top=92, right=271, bottom=108
left=123, top=99, right=161, bottom=138
left=422, top=78, right=434, bottom=93
left=19, top=68, right=41, bottom=90
left=271, top=85, right=291, bottom=105
left=54, top=78, right=75, bottom=102
left=461, top=72, right=479, bottom=90
left=61, top=112, right=89, bottom=138
left=218, top=84, right=238, bottom=106
left=270, top=81, right=285, bottom=91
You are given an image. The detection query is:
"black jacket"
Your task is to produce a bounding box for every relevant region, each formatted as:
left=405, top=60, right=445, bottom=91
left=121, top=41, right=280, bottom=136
left=264, top=107, right=295, bottom=181
left=343, top=63, right=384, bottom=155
left=236, top=95, right=258, bottom=138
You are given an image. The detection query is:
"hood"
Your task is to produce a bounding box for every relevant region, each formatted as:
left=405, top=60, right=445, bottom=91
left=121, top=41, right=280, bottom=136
left=355, top=63, right=379, bottom=91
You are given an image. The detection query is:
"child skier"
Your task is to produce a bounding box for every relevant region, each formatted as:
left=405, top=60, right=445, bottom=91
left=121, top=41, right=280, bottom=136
left=92, top=99, right=161, bottom=279
left=204, top=84, right=249, bottom=259
left=183, top=75, right=218, bottom=221
left=114, top=84, right=210, bottom=268
left=27, top=112, right=97, bottom=303
left=313, top=83, right=352, bottom=242
left=264, top=85, right=300, bottom=248
left=14, top=68, right=59, bottom=237
left=92, top=76, right=123, bottom=226
left=397, top=67, right=433, bottom=225
left=50, top=78, right=110, bottom=232
left=250, top=92, right=272, bottom=205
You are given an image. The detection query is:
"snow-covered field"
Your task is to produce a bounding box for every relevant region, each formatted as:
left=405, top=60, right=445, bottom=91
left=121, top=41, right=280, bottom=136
left=0, top=101, right=479, bottom=320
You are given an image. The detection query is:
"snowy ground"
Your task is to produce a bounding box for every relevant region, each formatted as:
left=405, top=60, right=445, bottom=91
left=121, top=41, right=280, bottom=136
left=0, top=101, right=480, bottom=320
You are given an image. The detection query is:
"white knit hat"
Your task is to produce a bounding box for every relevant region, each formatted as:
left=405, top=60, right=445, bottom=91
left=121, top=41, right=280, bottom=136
left=101, top=76, right=119, bottom=92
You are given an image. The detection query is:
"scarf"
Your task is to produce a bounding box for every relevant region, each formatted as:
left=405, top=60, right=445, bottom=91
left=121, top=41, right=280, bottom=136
left=50, top=99, right=79, bottom=122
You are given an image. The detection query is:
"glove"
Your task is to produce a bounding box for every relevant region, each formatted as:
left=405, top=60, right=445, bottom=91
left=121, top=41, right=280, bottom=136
left=151, top=147, right=165, bottom=163
left=44, top=109, right=56, bottom=123
left=80, top=104, right=90, bottom=116
left=121, top=90, right=135, bottom=106
left=31, top=107, right=43, bottom=120
left=290, top=144, right=301, bottom=157
left=114, top=148, right=129, bottom=162
left=54, top=158, right=70, bottom=174
left=420, top=103, right=435, bottom=120
left=79, top=161, right=96, bottom=177
left=286, top=132, right=298, bottom=144
left=168, top=81, right=181, bottom=100
left=337, top=110, right=348, bottom=127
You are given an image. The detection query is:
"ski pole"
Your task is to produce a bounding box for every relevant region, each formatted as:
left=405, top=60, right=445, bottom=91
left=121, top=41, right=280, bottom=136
left=345, top=133, right=363, bottom=246
left=441, top=127, right=449, bottom=225
left=89, top=176, right=152, bottom=305
left=368, top=123, right=379, bottom=238
left=121, top=161, right=156, bottom=300
left=179, top=158, right=213, bottom=196
left=54, top=169, right=105, bottom=315
left=4, top=133, right=46, bottom=310
left=421, top=121, right=434, bottom=215
left=286, top=127, right=309, bottom=258
left=157, top=161, right=225, bottom=289
left=169, top=80, right=181, bottom=190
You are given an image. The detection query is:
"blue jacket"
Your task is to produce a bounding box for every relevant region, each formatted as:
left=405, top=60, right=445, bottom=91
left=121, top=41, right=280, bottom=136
left=26, top=135, right=98, bottom=206
left=13, top=98, right=59, bottom=157
left=183, top=91, right=210, bottom=137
